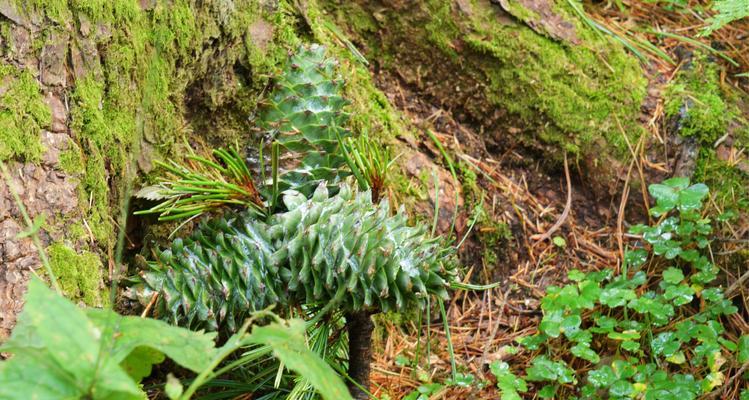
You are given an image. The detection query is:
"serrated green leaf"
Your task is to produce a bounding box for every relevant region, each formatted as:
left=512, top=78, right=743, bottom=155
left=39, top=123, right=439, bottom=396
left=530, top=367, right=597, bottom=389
left=539, top=310, right=564, bottom=338
left=568, top=269, right=585, bottom=281
left=600, top=288, right=636, bottom=308
left=663, top=284, right=694, bottom=306
left=0, top=279, right=146, bottom=400
left=571, top=342, right=600, bottom=363
left=490, top=361, right=527, bottom=400
left=561, top=314, right=582, bottom=336
left=624, top=249, right=648, bottom=269
left=525, top=356, right=575, bottom=384
left=663, top=177, right=690, bottom=190
left=678, top=183, right=709, bottom=212
left=652, top=332, right=682, bottom=357
left=649, top=183, right=679, bottom=204
left=588, top=366, right=616, bottom=387
left=1, top=279, right=104, bottom=391
left=552, top=236, right=566, bottom=247
left=610, top=380, right=634, bottom=397
left=516, top=334, right=547, bottom=350
left=662, top=267, right=684, bottom=284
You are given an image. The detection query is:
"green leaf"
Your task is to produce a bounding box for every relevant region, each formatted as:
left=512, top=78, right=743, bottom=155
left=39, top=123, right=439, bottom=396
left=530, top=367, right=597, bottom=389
left=0, top=347, right=84, bottom=399
left=86, top=309, right=217, bottom=373
left=552, top=236, right=566, bottom=247
left=560, top=314, right=582, bottom=336
left=662, top=267, right=685, bottom=284
left=610, top=380, right=634, bottom=397
left=120, top=347, right=165, bottom=382
left=608, top=330, right=641, bottom=341
left=600, top=288, right=636, bottom=308
left=0, top=279, right=145, bottom=400
left=571, top=342, right=600, bottom=363
left=517, top=334, right=547, bottom=350
left=490, top=361, right=527, bottom=400
left=165, top=374, right=184, bottom=400
left=247, top=319, right=351, bottom=400
left=539, top=310, right=564, bottom=338
left=1, top=279, right=107, bottom=391
left=627, top=296, right=674, bottom=324
left=578, top=280, right=601, bottom=309
left=663, top=284, right=694, bottom=306
left=651, top=332, right=682, bottom=357
left=588, top=366, right=616, bottom=387
left=568, top=269, right=585, bottom=282
left=649, top=183, right=679, bottom=204
left=738, top=335, right=749, bottom=363
left=678, top=183, right=709, bottom=212
left=663, top=177, right=690, bottom=190
left=538, top=384, right=558, bottom=398
left=621, top=340, right=641, bottom=352
left=525, top=356, right=575, bottom=384
left=624, top=249, right=648, bottom=269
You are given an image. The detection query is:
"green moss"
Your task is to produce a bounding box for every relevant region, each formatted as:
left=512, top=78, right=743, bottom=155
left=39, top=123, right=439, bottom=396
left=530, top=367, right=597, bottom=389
left=664, top=54, right=730, bottom=144
left=424, top=0, right=461, bottom=56
left=464, top=0, right=646, bottom=155
left=0, top=66, right=51, bottom=162
left=46, top=243, right=107, bottom=307
left=693, top=148, right=749, bottom=212
left=321, top=0, right=646, bottom=159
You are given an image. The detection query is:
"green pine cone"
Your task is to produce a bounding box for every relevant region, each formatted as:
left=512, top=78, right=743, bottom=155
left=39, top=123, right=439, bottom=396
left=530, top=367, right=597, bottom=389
left=257, top=44, right=351, bottom=195
left=141, top=215, right=285, bottom=332
left=140, top=184, right=456, bottom=332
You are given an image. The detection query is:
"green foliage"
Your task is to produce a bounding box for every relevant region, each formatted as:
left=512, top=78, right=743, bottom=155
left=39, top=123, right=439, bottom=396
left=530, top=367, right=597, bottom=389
left=0, top=278, right=215, bottom=399
left=703, top=0, right=749, bottom=34
left=340, top=132, right=394, bottom=202
left=510, top=178, right=742, bottom=399
left=257, top=44, right=352, bottom=196
left=0, top=278, right=351, bottom=400
left=134, top=145, right=264, bottom=222
left=246, top=319, right=352, bottom=400
left=140, top=183, right=456, bottom=332
left=490, top=361, right=527, bottom=400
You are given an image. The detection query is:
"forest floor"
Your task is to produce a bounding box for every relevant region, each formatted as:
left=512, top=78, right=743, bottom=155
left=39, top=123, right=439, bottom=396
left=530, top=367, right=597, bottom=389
left=367, top=3, right=749, bottom=398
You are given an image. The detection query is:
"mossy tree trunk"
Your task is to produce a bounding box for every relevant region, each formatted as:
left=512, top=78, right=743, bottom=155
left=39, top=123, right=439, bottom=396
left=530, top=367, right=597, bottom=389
left=321, top=0, right=648, bottom=193
left=0, top=0, right=298, bottom=340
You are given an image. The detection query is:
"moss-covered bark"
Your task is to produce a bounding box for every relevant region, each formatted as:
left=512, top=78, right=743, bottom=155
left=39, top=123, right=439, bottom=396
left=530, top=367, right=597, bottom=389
left=320, top=0, right=648, bottom=177
left=0, top=0, right=305, bottom=338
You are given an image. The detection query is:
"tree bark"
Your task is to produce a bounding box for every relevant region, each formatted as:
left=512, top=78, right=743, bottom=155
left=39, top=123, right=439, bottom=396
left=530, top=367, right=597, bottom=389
left=346, top=311, right=374, bottom=400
